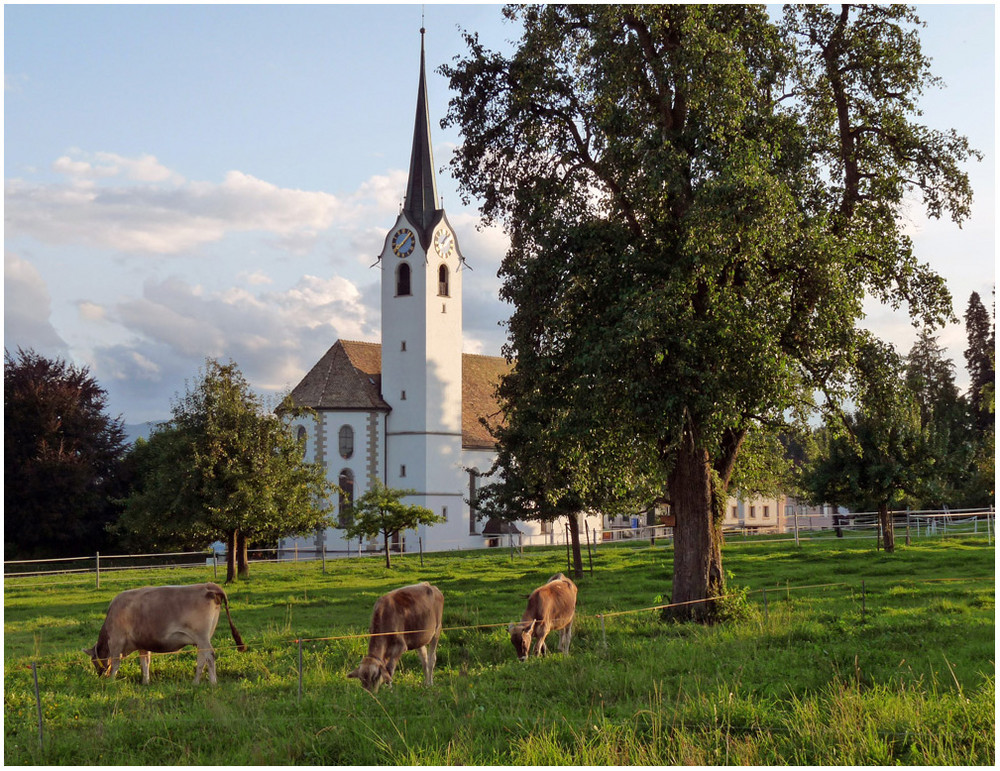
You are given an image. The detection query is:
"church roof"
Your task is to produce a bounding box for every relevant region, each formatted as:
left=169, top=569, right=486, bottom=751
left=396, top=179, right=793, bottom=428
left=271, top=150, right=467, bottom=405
left=287, top=340, right=389, bottom=412
left=288, top=340, right=511, bottom=450
left=403, top=28, right=443, bottom=242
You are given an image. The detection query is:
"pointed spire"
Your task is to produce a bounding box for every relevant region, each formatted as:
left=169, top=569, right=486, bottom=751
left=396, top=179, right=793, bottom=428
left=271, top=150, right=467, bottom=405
left=403, top=27, right=441, bottom=238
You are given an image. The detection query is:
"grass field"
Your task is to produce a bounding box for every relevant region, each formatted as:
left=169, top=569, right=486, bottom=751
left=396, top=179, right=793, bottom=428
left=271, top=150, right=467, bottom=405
left=4, top=535, right=995, bottom=765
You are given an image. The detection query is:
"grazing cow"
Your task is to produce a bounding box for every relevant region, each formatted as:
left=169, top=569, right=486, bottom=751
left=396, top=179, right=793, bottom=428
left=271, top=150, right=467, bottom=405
left=509, top=573, right=578, bottom=661
left=348, top=582, right=444, bottom=694
left=83, top=583, right=246, bottom=684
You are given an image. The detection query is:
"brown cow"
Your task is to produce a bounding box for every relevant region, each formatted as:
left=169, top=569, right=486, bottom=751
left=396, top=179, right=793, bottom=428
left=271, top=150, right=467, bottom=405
left=348, top=582, right=443, bottom=694
left=83, top=583, right=246, bottom=684
left=509, top=573, right=578, bottom=661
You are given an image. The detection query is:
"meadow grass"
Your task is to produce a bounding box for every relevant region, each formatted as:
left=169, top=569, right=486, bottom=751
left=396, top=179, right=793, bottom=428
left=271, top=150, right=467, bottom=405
left=4, top=535, right=994, bottom=765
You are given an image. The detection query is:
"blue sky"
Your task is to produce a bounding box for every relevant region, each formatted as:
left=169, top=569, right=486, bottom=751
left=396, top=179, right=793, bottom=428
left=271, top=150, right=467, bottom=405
left=4, top=4, right=995, bottom=425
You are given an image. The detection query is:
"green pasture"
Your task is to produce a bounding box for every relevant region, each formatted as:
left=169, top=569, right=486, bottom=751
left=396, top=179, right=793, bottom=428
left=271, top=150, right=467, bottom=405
left=4, top=536, right=995, bottom=765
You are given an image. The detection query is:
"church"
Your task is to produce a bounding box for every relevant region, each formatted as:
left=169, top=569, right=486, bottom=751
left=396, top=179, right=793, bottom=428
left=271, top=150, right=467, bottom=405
left=279, top=30, right=598, bottom=557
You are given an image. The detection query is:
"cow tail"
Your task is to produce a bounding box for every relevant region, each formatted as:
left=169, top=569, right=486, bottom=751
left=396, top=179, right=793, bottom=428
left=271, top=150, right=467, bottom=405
left=220, top=590, right=247, bottom=652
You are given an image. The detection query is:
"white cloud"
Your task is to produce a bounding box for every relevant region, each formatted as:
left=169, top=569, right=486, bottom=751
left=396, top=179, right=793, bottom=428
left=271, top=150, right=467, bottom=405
left=78, top=301, right=107, bottom=321
left=6, top=151, right=345, bottom=255
left=100, top=272, right=378, bottom=404
left=3, top=252, right=69, bottom=354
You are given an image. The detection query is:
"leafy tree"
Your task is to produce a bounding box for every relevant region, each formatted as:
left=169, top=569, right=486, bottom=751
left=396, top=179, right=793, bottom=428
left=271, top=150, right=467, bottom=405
left=4, top=347, right=127, bottom=558
left=117, top=359, right=337, bottom=581
left=341, top=482, right=444, bottom=568
left=804, top=338, right=923, bottom=552
left=441, top=5, right=976, bottom=619
left=474, top=356, right=662, bottom=578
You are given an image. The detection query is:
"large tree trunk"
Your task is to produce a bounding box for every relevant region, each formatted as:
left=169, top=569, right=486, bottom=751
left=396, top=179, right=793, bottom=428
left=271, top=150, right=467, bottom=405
left=665, top=434, right=725, bottom=623
left=567, top=512, right=584, bottom=580
left=225, top=530, right=238, bottom=584
left=878, top=502, right=895, bottom=553
left=237, top=530, right=250, bottom=578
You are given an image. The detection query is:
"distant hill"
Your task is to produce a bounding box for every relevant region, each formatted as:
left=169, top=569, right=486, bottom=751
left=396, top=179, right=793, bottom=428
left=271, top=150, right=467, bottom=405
left=122, top=421, right=166, bottom=446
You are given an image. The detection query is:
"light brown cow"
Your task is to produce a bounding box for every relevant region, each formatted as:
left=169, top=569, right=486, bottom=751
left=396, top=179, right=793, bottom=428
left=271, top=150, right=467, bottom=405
left=83, top=583, right=246, bottom=684
left=348, top=582, right=444, bottom=694
left=509, top=573, right=578, bottom=661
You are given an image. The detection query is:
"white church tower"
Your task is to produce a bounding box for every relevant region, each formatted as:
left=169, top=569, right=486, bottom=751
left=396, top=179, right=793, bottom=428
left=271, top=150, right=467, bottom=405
left=379, top=27, right=465, bottom=533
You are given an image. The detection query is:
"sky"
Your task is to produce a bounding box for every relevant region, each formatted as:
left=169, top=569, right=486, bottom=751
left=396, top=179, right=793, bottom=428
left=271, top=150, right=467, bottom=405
left=4, top=3, right=996, bottom=426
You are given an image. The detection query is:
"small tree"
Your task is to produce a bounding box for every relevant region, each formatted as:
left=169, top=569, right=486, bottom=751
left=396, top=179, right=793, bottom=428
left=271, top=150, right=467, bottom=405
left=118, top=359, right=337, bottom=581
left=342, top=482, right=444, bottom=568
left=804, top=338, right=924, bottom=552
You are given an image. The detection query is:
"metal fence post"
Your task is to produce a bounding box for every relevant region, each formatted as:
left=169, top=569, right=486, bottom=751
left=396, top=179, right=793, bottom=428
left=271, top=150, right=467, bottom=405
left=32, top=662, right=43, bottom=749
left=906, top=508, right=911, bottom=546
left=297, top=639, right=303, bottom=702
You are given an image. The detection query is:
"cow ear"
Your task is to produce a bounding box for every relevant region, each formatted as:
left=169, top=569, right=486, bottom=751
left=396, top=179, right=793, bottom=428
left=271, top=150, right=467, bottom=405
left=526, top=619, right=537, bottom=634
left=347, top=667, right=360, bottom=679
left=82, top=647, right=93, bottom=656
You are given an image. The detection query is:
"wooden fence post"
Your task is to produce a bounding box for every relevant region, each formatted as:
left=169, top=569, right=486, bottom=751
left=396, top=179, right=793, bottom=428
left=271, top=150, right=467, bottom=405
left=213, top=551, right=218, bottom=581
left=906, top=508, right=911, bottom=546
left=419, top=537, right=424, bottom=568
left=95, top=552, right=100, bottom=589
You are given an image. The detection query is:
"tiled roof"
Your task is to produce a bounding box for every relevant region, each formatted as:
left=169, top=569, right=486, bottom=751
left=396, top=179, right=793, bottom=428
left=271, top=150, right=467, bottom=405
left=461, top=352, right=511, bottom=450
left=288, top=340, right=510, bottom=450
left=288, top=340, right=389, bottom=412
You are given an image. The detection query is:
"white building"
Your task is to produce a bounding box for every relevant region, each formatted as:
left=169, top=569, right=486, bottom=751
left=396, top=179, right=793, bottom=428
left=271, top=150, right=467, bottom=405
left=280, top=30, right=599, bottom=556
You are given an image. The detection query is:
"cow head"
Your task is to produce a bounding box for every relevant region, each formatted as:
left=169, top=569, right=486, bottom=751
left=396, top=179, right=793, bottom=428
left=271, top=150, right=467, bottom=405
left=508, top=620, right=536, bottom=661
left=348, top=656, right=392, bottom=694
left=82, top=645, right=113, bottom=677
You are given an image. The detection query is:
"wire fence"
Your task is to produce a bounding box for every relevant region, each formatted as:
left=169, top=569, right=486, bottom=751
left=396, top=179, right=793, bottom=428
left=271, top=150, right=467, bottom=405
left=6, top=560, right=994, bottom=754
left=4, top=507, right=993, bottom=590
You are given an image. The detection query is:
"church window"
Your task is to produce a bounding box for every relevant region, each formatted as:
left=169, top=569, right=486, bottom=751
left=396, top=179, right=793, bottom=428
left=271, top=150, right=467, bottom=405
left=442, top=506, right=448, bottom=521
left=296, top=425, right=307, bottom=456
left=468, top=469, right=479, bottom=534
left=401, top=340, right=407, bottom=351
left=338, top=469, right=354, bottom=528
left=438, top=264, right=449, bottom=297
left=401, top=390, right=407, bottom=400
left=400, top=464, right=407, bottom=478
left=396, top=263, right=411, bottom=296
left=338, top=425, right=354, bottom=459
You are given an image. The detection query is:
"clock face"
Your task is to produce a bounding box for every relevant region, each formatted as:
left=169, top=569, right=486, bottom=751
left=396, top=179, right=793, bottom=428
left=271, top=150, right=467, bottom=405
left=434, top=227, right=454, bottom=259
left=391, top=228, right=416, bottom=258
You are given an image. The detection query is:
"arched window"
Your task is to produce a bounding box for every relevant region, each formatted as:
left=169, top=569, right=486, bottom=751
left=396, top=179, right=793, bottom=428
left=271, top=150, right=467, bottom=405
left=438, top=264, right=449, bottom=297
left=396, top=263, right=411, bottom=296
left=468, top=468, right=479, bottom=534
left=338, top=424, right=354, bottom=459
left=296, top=425, right=307, bottom=457
left=338, top=469, right=355, bottom=528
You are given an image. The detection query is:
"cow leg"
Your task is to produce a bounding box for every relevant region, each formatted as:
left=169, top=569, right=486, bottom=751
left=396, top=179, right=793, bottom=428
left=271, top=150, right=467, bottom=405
left=206, top=648, right=218, bottom=685
left=559, top=621, right=573, bottom=654
left=139, top=650, right=151, bottom=684
left=415, top=645, right=430, bottom=685
left=426, top=632, right=440, bottom=683
left=108, top=651, right=123, bottom=680
left=534, top=624, right=550, bottom=657
left=194, top=646, right=207, bottom=684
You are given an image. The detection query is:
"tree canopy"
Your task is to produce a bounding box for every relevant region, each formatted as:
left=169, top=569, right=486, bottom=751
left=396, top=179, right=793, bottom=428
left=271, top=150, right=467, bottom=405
left=4, top=348, right=128, bottom=558
left=441, top=4, right=978, bottom=619
left=116, top=359, right=337, bottom=581
left=341, top=482, right=444, bottom=568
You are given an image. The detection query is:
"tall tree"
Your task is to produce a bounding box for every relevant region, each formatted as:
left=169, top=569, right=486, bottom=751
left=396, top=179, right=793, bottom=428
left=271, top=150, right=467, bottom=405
left=117, top=360, right=337, bottom=581
left=964, top=292, right=995, bottom=433
left=4, top=348, right=128, bottom=558
left=904, top=329, right=975, bottom=507
left=341, top=482, right=444, bottom=568
left=442, top=5, right=977, bottom=619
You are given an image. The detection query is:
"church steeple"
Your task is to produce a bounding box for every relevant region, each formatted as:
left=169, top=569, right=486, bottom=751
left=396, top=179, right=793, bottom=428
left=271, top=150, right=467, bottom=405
left=403, top=27, right=442, bottom=240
